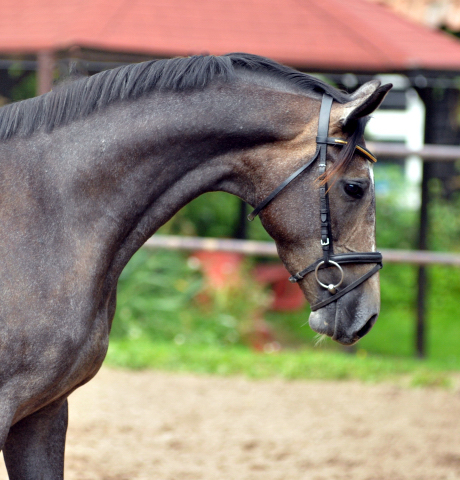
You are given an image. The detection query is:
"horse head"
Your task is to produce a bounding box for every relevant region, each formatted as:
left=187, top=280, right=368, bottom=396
left=249, top=81, right=391, bottom=345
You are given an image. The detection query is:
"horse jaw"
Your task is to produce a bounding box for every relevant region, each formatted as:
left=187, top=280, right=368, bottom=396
left=308, top=277, right=380, bottom=346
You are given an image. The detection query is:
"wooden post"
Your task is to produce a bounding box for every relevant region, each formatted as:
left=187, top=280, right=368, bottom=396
left=414, top=86, right=460, bottom=358
left=416, top=161, right=430, bottom=358
left=37, top=50, right=55, bottom=95
left=234, top=200, right=248, bottom=239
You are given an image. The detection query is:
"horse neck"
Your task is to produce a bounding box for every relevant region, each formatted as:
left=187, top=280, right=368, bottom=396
left=5, top=82, right=312, bottom=287
left=53, top=83, right=309, bottom=236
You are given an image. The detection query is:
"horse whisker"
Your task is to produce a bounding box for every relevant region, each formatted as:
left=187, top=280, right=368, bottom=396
left=314, top=333, right=328, bottom=347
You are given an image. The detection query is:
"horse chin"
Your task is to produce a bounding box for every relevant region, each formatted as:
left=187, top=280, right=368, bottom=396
left=308, top=294, right=379, bottom=346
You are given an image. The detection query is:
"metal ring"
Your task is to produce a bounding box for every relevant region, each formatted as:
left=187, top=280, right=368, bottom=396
left=314, top=260, right=344, bottom=294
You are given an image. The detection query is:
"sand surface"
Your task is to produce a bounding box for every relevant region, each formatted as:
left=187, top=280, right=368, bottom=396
left=0, top=367, right=459, bottom=479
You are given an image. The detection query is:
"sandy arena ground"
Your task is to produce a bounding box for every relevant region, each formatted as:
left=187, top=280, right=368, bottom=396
left=0, top=367, right=459, bottom=479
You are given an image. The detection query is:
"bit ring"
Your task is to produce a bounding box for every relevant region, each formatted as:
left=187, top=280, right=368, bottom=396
left=314, top=260, right=344, bottom=294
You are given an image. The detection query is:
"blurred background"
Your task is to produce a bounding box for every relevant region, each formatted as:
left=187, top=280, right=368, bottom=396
left=1, top=0, right=460, bottom=383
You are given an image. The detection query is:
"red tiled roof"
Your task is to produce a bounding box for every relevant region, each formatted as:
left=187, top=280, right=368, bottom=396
left=1, top=0, right=460, bottom=72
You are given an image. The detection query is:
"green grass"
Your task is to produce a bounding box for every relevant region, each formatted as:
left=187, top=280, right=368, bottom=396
left=360, top=263, right=460, bottom=364
left=103, top=245, right=460, bottom=386
left=265, top=263, right=460, bottom=368
left=105, top=338, right=455, bottom=388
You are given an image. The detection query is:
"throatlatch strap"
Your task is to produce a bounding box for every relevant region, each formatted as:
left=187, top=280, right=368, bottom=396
left=247, top=147, right=320, bottom=221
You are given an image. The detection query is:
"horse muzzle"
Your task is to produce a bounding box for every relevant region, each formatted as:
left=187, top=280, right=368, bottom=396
left=308, top=282, right=380, bottom=346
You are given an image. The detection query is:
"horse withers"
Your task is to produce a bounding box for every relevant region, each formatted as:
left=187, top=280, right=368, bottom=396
left=0, top=54, right=390, bottom=478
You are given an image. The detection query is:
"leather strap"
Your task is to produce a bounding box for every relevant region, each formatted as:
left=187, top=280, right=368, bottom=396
left=289, top=252, right=383, bottom=283
left=317, top=95, right=334, bottom=143
left=310, top=263, right=382, bottom=311
left=317, top=95, right=334, bottom=263
left=247, top=147, right=320, bottom=221
left=318, top=137, right=377, bottom=163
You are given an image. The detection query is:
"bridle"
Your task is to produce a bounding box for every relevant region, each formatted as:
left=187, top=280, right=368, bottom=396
left=247, top=94, right=382, bottom=312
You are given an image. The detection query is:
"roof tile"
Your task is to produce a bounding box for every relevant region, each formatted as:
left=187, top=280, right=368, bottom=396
left=0, top=0, right=459, bottom=71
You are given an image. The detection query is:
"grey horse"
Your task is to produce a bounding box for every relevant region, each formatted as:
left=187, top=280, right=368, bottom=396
left=0, top=53, right=390, bottom=478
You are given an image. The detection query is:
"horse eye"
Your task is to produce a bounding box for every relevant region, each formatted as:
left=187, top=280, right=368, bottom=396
left=344, top=183, right=364, bottom=199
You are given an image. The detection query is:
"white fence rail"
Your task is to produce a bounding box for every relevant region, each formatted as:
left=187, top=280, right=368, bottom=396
left=144, top=235, right=460, bottom=267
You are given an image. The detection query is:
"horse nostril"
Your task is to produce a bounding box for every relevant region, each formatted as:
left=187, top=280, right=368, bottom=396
left=356, top=314, right=377, bottom=339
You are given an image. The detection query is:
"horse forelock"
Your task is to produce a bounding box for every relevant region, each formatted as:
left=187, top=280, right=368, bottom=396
left=321, top=116, right=371, bottom=184
left=0, top=53, right=355, bottom=142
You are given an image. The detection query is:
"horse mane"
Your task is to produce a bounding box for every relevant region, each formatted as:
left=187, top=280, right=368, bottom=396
left=0, top=53, right=365, bottom=171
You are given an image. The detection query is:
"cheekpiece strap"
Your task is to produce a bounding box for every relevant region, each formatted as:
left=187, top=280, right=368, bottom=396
left=317, top=94, right=334, bottom=263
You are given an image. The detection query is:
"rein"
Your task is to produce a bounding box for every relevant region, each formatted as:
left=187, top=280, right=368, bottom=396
left=247, top=94, right=382, bottom=312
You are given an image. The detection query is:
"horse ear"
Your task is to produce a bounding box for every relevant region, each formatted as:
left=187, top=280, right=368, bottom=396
left=336, top=81, right=393, bottom=126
